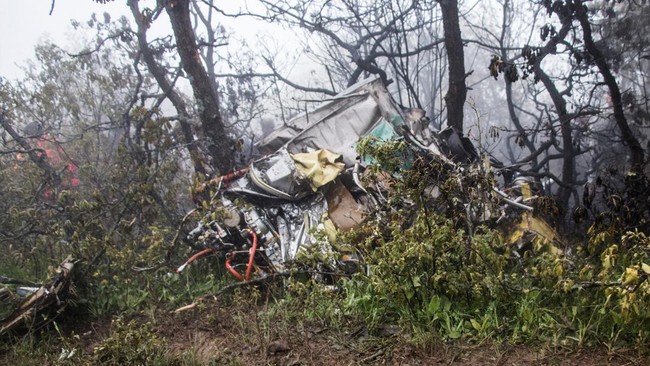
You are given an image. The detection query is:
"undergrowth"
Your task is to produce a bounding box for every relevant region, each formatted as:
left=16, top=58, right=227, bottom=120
left=280, top=136, right=650, bottom=349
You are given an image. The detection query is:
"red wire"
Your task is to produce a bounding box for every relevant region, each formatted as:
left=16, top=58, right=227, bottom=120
left=225, top=256, right=245, bottom=281
left=220, top=168, right=249, bottom=183
left=218, top=230, right=259, bottom=282
left=245, top=230, right=258, bottom=281
left=179, top=229, right=258, bottom=282
left=177, top=248, right=214, bottom=273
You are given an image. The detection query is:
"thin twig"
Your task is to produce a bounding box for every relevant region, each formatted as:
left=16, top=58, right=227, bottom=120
left=165, top=208, right=198, bottom=262
left=360, top=349, right=385, bottom=363
left=173, top=272, right=293, bottom=313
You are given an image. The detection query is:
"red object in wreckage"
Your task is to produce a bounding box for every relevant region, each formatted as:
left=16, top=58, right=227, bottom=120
left=30, top=134, right=80, bottom=199
left=192, top=168, right=249, bottom=204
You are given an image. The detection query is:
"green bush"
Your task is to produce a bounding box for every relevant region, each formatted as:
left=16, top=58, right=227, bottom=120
left=297, top=138, right=650, bottom=348
left=93, top=317, right=167, bottom=365
left=333, top=210, right=650, bottom=346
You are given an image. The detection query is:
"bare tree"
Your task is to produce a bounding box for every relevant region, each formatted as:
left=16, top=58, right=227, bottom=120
left=219, top=0, right=444, bottom=98
left=128, top=0, right=207, bottom=176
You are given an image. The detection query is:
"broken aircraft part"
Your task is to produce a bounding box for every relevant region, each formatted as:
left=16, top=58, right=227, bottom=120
left=180, top=76, right=554, bottom=281
left=0, top=257, right=75, bottom=335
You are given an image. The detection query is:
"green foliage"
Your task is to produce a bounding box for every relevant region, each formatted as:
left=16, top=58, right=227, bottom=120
left=286, top=137, right=650, bottom=348
left=340, top=213, right=506, bottom=339
left=356, top=135, right=411, bottom=173
left=93, top=317, right=166, bottom=365
left=0, top=30, right=218, bottom=320
left=590, top=230, right=650, bottom=324
left=285, top=279, right=346, bottom=328
left=330, top=209, right=650, bottom=346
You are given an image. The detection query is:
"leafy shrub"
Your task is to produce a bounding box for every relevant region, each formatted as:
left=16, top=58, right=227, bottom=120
left=93, top=317, right=167, bottom=365
left=300, top=137, right=650, bottom=347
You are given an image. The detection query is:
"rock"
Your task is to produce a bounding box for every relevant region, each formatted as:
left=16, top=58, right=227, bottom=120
left=267, top=340, right=291, bottom=354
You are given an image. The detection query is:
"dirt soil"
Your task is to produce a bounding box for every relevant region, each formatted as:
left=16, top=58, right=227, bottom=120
left=2, top=298, right=648, bottom=365
left=70, top=301, right=649, bottom=366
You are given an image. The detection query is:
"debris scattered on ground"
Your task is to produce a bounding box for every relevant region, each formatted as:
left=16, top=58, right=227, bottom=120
left=179, top=76, right=559, bottom=282
left=0, top=257, right=75, bottom=335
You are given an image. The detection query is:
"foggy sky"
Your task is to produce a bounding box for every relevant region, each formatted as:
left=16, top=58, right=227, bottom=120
left=0, top=1, right=128, bottom=79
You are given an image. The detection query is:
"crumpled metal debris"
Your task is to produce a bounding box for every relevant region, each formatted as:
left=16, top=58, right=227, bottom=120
left=181, top=76, right=559, bottom=281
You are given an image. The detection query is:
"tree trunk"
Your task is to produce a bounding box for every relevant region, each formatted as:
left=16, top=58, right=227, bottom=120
left=129, top=0, right=207, bottom=176
left=439, top=0, right=467, bottom=132
left=163, top=0, right=233, bottom=175
left=574, top=0, right=645, bottom=170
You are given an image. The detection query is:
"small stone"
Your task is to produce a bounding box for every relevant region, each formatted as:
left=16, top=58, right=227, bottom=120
left=267, top=340, right=291, bottom=354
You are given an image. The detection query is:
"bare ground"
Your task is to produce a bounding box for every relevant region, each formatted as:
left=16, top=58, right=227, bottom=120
left=94, top=302, right=650, bottom=365
left=2, top=299, right=648, bottom=366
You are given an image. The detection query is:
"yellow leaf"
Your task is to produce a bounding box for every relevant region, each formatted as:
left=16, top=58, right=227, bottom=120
left=621, top=267, right=639, bottom=286
left=642, top=263, right=650, bottom=275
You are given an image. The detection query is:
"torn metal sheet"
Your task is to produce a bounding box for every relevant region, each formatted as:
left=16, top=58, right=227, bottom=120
left=507, top=211, right=563, bottom=256
left=182, top=76, right=559, bottom=282
left=188, top=79, right=415, bottom=278
left=325, top=180, right=366, bottom=231
left=248, top=148, right=312, bottom=200
left=258, top=77, right=434, bottom=166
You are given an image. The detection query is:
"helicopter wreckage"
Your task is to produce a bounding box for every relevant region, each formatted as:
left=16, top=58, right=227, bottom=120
left=178, top=76, right=561, bottom=282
